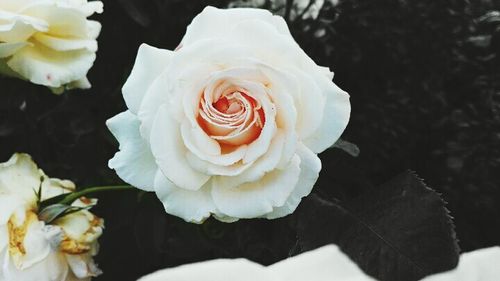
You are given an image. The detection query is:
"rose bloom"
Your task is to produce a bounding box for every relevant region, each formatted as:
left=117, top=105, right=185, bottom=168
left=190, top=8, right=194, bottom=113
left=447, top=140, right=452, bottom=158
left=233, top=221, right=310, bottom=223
left=107, top=6, right=350, bottom=223
left=0, top=153, right=103, bottom=281
left=138, top=245, right=375, bottom=281
left=138, top=245, right=500, bottom=281
left=0, top=0, right=103, bottom=93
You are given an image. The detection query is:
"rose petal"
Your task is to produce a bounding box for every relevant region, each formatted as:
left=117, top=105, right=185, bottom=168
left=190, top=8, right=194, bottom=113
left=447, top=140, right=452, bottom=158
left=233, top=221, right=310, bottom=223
left=214, top=130, right=285, bottom=189
left=0, top=11, right=47, bottom=42
left=20, top=4, right=88, bottom=38
left=0, top=42, right=28, bottom=58
left=123, top=44, right=173, bottom=114
left=0, top=226, right=7, bottom=254
left=33, top=33, right=97, bottom=52
left=6, top=43, right=95, bottom=88
left=2, top=248, right=69, bottom=281
left=268, top=244, right=374, bottom=281
left=65, top=253, right=101, bottom=279
left=181, top=6, right=290, bottom=47
left=138, top=258, right=273, bottom=281
left=266, top=144, right=321, bottom=219
left=154, top=170, right=216, bottom=223
left=40, top=177, right=75, bottom=201
left=421, top=247, right=500, bottom=281
left=289, top=70, right=325, bottom=140
left=150, top=105, right=210, bottom=191
left=185, top=151, right=252, bottom=177
left=107, top=111, right=157, bottom=191
left=7, top=213, right=51, bottom=270
left=0, top=153, right=43, bottom=206
left=211, top=155, right=300, bottom=219
left=303, top=78, right=350, bottom=153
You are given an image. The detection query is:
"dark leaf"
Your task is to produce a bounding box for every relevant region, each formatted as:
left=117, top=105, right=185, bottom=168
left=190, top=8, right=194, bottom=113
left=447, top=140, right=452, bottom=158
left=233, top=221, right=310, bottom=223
left=296, top=171, right=460, bottom=281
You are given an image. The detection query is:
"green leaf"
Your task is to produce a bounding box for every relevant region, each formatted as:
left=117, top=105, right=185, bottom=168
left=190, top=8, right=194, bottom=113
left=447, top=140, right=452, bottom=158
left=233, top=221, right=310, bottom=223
left=38, top=204, right=89, bottom=224
left=295, top=171, right=460, bottom=281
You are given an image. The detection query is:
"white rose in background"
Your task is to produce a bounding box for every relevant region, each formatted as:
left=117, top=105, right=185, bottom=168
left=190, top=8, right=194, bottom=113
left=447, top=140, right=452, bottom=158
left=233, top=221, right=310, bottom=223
left=107, top=6, right=350, bottom=223
left=0, top=153, right=104, bottom=281
left=138, top=245, right=500, bottom=281
left=421, top=247, right=500, bottom=281
left=0, top=0, right=103, bottom=93
left=138, top=245, right=375, bottom=281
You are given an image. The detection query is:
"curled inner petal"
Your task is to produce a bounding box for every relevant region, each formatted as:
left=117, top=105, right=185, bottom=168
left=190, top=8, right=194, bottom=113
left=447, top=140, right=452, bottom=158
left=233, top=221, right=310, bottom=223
left=197, top=82, right=265, bottom=149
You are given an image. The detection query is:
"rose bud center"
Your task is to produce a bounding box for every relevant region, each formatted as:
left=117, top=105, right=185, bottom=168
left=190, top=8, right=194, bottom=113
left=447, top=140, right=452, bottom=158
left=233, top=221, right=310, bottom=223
left=197, top=86, right=265, bottom=150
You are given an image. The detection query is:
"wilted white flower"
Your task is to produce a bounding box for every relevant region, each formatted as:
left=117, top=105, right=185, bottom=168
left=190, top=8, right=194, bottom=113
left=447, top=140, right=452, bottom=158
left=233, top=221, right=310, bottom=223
left=107, top=6, right=350, bottom=223
left=0, top=0, right=103, bottom=93
left=0, top=153, right=104, bottom=281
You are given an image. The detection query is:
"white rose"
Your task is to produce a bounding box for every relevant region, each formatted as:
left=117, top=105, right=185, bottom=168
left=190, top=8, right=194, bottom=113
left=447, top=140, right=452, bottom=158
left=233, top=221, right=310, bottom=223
left=0, top=153, right=104, bottom=281
left=138, top=244, right=375, bottom=281
left=107, top=6, right=350, bottom=223
left=138, top=245, right=500, bottom=281
left=421, top=247, right=500, bottom=281
left=0, top=0, right=103, bottom=93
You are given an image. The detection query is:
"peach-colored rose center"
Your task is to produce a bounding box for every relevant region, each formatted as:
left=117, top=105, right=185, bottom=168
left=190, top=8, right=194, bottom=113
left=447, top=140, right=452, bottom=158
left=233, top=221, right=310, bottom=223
left=197, top=88, right=265, bottom=150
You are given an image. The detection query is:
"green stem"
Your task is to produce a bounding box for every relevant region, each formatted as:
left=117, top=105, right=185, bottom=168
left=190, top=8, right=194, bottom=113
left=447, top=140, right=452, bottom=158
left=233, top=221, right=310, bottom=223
left=59, top=185, right=134, bottom=205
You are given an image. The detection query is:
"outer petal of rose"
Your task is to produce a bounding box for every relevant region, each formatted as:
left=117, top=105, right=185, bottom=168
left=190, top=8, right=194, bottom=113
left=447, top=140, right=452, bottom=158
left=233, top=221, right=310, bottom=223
left=303, top=78, right=351, bottom=153
left=39, top=177, right=75, bottom=201
left=6, top=44, right=95, bottom=88
left=107, top=111, right=157, bottom=191
left=123, top=44, right=173, bottom=114
left=421, top=247, right=500, bottom=281
left=0, top=42, right=28, bottom=58
left=54, top=211, right=102, bottom=243
left=33, top=33, right=97, bottom=52
left=290, top=69, right=326, bottom=140
left=87, top=20, right=101, bottom=40
left=0, top=195, right=25, bottom=225
left=181, top=6, right=290, bottom=47
left=154, top=170, right=216, bottom=223
left=265, top=144, right=321, bottom=219
left=136, top=59, right=208, bottom=141
left=20, top=3, right=88, bottom=38
left=138, top=258, right=274, bottom=281
left=214, top=130, right=285, bottom=189
left=268, top=244, right=375, bottom=281
left=0, top=153, right=42, bottom=205
left=150, top=104, right=210, bottom=191
left=8, top=215, right=52, bottom=270
left=0, top=225, right=7, bottom=254
left=185, top=152, right=252, bottom=177
left=65, top=253, right=101, bottom=279
left=3, top=250, right=69, bottom=281
left=0, top=11, right=48, bottom=42
left=211, top=155, right=301, bottom=219
left=61, top=0, right=104, bottom=17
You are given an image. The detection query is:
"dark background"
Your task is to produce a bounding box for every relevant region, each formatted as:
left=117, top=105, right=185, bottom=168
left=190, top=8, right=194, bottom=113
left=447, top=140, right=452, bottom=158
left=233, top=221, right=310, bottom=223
left=0, top=0, right=499, bottom=280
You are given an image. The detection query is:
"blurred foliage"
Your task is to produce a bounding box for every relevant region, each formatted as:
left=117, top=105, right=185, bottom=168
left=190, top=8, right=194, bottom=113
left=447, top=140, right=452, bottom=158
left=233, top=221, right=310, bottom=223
left=0, top=0, right=499, bottom=280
